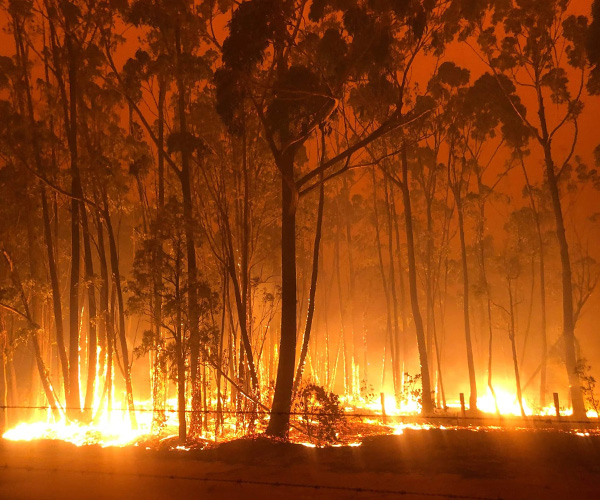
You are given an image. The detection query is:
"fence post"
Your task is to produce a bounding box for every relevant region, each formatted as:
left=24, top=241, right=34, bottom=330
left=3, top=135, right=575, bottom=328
left=459, top=393, right=466, bottom=418
left=380, top=392, right=387, bottom=425
left=553, top=392, right=560, bottom=418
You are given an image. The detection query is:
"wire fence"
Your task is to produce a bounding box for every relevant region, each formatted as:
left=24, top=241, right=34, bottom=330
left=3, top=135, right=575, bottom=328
left=0, top=404, right=598, bottom=425
left=0, top=464, right=506, bottom=500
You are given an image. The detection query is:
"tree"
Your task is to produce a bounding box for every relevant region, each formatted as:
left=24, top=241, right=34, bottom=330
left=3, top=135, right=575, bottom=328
left=473, top=0, right=589, bottom=418
left=216, top=0, right=442, bottom=436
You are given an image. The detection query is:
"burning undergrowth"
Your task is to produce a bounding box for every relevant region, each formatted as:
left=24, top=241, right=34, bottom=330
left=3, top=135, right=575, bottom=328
left=4, top=401, right=599, bottom=451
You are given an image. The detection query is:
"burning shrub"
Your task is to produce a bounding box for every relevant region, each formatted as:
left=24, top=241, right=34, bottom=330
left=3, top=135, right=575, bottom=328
left=400, top=372, right=424, bottom=411
left=577, top=360, right=600, bottom=416
left=292, top=383, right=347, bottom=446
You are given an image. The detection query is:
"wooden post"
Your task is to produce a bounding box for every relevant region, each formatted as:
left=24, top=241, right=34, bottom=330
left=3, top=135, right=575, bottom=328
left=459, top=393, right=466, bottom=418
left=380, top=392, right=387, bottom=425
left=553, top=392, right=560, bottom=418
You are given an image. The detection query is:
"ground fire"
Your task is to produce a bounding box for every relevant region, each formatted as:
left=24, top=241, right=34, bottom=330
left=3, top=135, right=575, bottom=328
left=1, top=0, right=600, bottom=498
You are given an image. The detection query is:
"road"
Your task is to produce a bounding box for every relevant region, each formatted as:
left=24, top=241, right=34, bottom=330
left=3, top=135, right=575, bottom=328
left=2, top=429, right=600, bottom=499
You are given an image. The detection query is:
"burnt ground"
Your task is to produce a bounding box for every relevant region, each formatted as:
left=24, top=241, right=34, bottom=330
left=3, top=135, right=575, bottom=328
left=1, top=429, right=600, bottom=499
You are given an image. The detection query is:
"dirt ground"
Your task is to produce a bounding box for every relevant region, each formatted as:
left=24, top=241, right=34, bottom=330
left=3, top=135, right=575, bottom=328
left=1, top=429, right=600, bottom=499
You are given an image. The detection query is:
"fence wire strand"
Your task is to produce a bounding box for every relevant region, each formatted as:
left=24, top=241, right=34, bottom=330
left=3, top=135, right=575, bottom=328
left=0, top=404, right=598, bottom=425
left=0, top=464, right=505, bottom=500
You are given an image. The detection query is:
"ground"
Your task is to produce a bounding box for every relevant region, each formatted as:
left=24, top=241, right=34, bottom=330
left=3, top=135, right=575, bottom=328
left=1, top=429, right=600, bottom=499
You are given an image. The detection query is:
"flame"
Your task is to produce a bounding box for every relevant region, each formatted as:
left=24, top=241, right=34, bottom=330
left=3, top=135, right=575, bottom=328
left=477, top=388, right=534, bottom=416
left=3, top=382, right=598, bottom=448
left=2, top=401, right=153, bottom=447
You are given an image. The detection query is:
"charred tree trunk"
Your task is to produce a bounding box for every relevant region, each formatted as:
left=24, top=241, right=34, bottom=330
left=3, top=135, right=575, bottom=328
left=94, top=208, right=110, bottom=420
left=456, top=199, right=478, bottom=412
left=294, top=172, right=324, bottom=392
left=266, top=150, right=298, bottom=438
left=152, top=78, right=167, bottom=431
left=65, top=28, right=82, bottom=419
left=475, top=174, right=497, bottom=413
left=535, top=81, right=585, bottom=418
left=383, top=175, right=401, bottom=402
left=102, top=194, right=137, bottom=428
left=371, top=167, right=395, bottom=394
left=520, top=160, right=548, bottom=407
left=81, top=205, right=97, bottom=419
left=400, top=143, right=433, bottom=414
left=41, top=189, right=69, bottom=398
left=334, top=224, right=350, bottom=396
left=390, top=189, right=412, bottom=391
left=342, top=176, right=358, bottom=396
left=0, top=322, right=7, bottom=431
left=507, top=278, right=526, bottom=418
left=448, top=147, right=478, bottom=413
left=175, top=26, right=202, bottom=436
left=174, top=256, right=186, bottom=444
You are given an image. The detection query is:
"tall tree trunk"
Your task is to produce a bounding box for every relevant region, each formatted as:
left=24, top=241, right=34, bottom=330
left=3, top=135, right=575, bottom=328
left=294, top=172, right=324, bottom=392
left=65, top=27, right=82, bottom=418
left=266, top=151, right=297, bottom=438
left=371, top=168, right=396, bottom=394
left=0, top=323, right=7, bottom=432
left=342, top=176, right=358, bottom=396
left=456, top=199, right=478, bottom=412
left=535, top=80, right=585, bottom=418
left=81, top=204, right=97, bottom=419
left=390, top=189, right=410, bottom=391
left=520, top=160, right=548, bottom=407
left=175, top=261, right=186, bottom=444
left=400, top=142, right=433, bottom=414
left=334, top=225, right=350, bottom=396
left=95, top=208, right=110, bottom=420
left=448, top=146, right=478, bottom=413
left=216, top=267, right=229, bottom=436
left=103, top=194, right=137, bottom=427
left=507, top=279, right=526, bottom=418
left=175, top=326, right=187, bottom=444
left=544, top=147, right=585, bottom=417
left=476, top=175, right=498, bottom=413
left=425, top=197, right=437, bottom=395
left=175, top=26, right=202, bottom=434
left=41, top=189, right=69, bottom=398
left=152, top=79, right=166, bottom=431
left=383, top=175, right=401, bottom=402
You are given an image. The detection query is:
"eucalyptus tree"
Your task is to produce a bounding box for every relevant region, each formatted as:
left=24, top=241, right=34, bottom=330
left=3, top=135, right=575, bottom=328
left=0, top=2, right=70, bottom=406
left=436, top=62, right=480, bottom=412
left=587, top=0, right=600, bottom=93
left=518, top=158, right=554, bottom=406
left=42, top=0, right=104, bottom=417
left=117, top=24, right=174, bottom=429
left=0, top=97, right=63, bottom=420
left=215, top=0, right=461, bottom=436
left=460, top=71, right=529, bottom=411
left=496, top=210, right=530, bottom=418
left=125, top=0, right=208, bottom=432
left=470, top=0, right=590, bottom=418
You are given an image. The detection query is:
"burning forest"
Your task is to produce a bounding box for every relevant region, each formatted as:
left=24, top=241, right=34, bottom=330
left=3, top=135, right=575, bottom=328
left=1, top=0, right=600, bottom=498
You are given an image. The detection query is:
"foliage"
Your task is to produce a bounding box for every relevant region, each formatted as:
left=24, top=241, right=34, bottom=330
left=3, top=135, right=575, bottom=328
left=292, top=383, right=347, bottom=446
left=576, top=360, right=600, bottom=416
left=400, top=373, right=428, bottom=410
